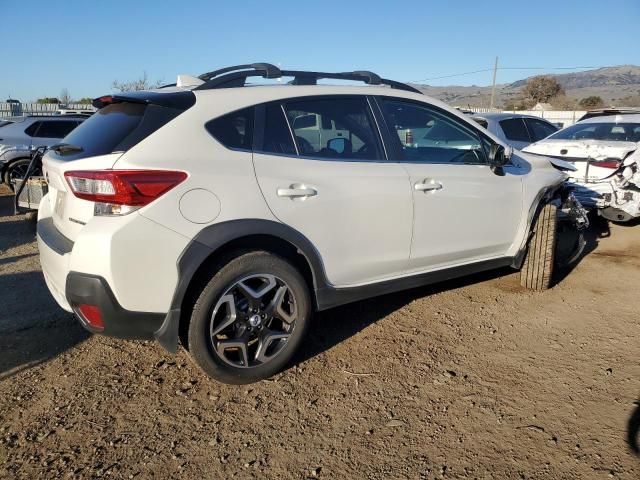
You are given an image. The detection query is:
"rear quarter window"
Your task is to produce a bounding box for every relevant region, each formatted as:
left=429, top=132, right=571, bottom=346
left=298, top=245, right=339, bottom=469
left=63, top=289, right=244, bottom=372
left=205, top=107, right=255, bottom=151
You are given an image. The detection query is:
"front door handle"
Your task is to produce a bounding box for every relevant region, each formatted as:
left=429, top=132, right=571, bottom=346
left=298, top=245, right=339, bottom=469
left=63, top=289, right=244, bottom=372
left=277, top=185, right=318, bottom=198
left=414, top=180, right=443, bottom=192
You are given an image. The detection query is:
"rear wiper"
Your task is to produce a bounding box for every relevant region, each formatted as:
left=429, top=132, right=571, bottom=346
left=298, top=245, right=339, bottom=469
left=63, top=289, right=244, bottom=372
left=50, top=143, right=83, bottom=155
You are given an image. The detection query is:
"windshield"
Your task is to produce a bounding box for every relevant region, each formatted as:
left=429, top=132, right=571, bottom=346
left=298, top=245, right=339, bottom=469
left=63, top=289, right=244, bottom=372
left=548, top=122, right=640, bottom=142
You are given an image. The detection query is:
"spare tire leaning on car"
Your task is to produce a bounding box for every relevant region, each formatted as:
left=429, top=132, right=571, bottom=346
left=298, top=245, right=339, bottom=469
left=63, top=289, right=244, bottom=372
left=520, top=202, right=557, bottom=291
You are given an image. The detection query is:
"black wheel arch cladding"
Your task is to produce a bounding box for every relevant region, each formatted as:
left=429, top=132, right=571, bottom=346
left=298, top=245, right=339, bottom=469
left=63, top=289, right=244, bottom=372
left=154, top=219, right=328, bottom=353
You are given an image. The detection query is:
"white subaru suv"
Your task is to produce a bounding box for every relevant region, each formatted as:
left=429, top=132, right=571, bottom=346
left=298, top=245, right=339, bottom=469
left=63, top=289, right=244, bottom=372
left=37, top=64, right=577, bottom=384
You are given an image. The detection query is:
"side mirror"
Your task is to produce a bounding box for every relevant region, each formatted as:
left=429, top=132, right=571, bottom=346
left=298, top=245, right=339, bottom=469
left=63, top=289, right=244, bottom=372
left=489, top=143, right=511, bottom=168
left=327, top=137, right=348, bottom=154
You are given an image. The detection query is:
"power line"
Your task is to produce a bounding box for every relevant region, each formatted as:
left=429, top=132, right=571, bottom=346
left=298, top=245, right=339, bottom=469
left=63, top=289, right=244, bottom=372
left=410, top=65, right=605, bottom=83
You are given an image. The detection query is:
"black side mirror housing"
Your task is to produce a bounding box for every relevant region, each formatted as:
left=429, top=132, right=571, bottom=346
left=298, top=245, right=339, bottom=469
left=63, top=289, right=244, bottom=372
left=489, top=143, right=511, bottom=168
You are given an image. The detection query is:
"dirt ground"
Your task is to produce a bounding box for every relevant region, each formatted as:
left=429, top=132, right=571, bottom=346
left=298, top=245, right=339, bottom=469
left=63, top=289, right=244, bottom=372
left=0, top=189, right=639, bottom=479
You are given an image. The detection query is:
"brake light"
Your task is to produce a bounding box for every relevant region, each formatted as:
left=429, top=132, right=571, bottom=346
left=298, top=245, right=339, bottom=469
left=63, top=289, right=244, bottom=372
left=77, top=304, right=104, bottom=330
left=594, top=161, right=620, bottom=169
left=65, top=170, right=187, bottom=216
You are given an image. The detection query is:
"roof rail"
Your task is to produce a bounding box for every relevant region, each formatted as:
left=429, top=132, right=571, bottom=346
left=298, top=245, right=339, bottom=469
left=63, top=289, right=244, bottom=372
left=193, top=64, right=421, bottom=94
left=198, top=63, right=282, bottom=82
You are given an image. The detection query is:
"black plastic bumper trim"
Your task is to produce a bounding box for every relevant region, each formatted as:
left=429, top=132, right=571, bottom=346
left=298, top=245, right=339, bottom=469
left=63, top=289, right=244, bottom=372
left=37, top=217, right=74, bottom=255
left=65, top=272, right=165, bottom=340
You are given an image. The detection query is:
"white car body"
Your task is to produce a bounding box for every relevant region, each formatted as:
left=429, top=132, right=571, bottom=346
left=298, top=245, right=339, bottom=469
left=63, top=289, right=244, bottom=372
left=524, top=114, right=640, bottom=222
left=36, top=66, right=568, bottom=374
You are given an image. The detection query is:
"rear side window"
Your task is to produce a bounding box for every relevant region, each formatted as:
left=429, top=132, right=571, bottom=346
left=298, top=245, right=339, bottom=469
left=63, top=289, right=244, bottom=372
left=499, top=118, right=530, bottom=142
left=52, top=102, right=185, bottom=160
left=284, top=97, right=384, bottom=160
left=34, top=120, right=80, bottom=138
left=525, top=118, right=557, bottom=141
left=205, top=107, right=255, bottom=151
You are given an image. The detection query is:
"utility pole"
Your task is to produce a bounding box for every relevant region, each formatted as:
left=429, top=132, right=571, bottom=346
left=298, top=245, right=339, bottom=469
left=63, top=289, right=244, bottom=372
left=489, top=56, right=498, bottom=110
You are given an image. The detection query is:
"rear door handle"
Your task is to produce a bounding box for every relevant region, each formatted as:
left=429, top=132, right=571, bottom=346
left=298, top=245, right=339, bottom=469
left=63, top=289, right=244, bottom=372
left=414, top=180, right=443, bottom=192
left=277, top=185, right=318, bottom=198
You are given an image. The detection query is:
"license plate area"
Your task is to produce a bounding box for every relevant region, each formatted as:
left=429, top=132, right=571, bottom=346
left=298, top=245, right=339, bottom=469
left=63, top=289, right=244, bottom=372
left=54, top=190, right=66, bottom=219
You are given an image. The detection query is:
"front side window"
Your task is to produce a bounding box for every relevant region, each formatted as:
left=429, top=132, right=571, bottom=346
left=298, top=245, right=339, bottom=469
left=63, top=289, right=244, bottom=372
left=284, top=97, right=384, bottom=160
left=499, top=118, right=531, bottom=142
left=206, top=107, right=255, bottom=151
left=380, top=98, right=486, bottom=164
left=525, top=118, right=557, bottom=141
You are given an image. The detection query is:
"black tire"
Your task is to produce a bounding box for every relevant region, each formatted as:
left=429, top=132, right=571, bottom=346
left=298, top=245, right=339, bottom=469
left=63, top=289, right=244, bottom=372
left=520, top=202, right=557, bottom=291
left=3, top=158, right=32, bottom=189
left=188, top=251, right=311, bottom=384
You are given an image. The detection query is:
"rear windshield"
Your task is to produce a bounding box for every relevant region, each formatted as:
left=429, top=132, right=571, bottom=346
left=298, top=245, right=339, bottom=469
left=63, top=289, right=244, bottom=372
left=549, top=122, right=640, bottom=142
left=50, top=102, right=184, bottom=160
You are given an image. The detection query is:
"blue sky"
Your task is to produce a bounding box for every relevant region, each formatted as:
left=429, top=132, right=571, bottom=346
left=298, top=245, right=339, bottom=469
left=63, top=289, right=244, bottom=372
left=2, top=0, right=639, bottom=101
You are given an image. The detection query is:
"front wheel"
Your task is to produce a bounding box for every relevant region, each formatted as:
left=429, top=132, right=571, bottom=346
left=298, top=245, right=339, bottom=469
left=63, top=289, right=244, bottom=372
left=3, top=158, right=33, bottom=189
left=520, top=202, right=557, bottom=291
left=188, top=251, right=311, bottom=384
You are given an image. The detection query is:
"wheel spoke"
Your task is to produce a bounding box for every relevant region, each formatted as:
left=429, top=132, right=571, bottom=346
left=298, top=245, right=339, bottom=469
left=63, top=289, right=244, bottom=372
left=254, top=329, right=291, bottom=364
left=236, top=275, right=277, bottom=308
left=216, top=338, right=249, bottom=367
left=210, top=294, right=237, bottom=337
left=264, top=285, right=297, bottom=324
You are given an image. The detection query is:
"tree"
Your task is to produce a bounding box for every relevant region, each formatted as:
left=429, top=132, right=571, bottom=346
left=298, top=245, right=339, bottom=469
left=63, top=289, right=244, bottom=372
left=76, top=97, right=93, bottom=104
left=551, top=94, right=579, bottom=110
left=579, top=96, right=605, bottom=109
left=521, top=76, right=565, bottom=104
left=112, top=71, right=164, bottom=92
left=59, top=88, right=71, bottom=105
left=37, top=97, right=60, bottom=104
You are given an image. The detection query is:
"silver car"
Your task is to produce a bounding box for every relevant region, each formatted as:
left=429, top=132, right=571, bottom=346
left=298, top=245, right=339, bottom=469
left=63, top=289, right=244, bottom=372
left=471, top=113, right=558, bottom=150
left=0, top=115, right=86, bottom=186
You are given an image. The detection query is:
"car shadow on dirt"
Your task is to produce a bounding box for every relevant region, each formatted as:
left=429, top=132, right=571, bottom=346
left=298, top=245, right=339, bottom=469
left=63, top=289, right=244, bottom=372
left=294, top=267, right=512, bottom=367
left=0, top=217, right=37, bottom=251
left=295, top=219, right=611, bottom=368
left=554, top=214, right=610, bottom=285
left=0, top=271, right=90, bottom=380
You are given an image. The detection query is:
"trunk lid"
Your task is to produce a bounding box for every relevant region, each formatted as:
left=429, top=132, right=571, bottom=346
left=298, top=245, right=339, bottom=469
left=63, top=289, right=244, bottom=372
left=40, top=90, right=195, bottom=241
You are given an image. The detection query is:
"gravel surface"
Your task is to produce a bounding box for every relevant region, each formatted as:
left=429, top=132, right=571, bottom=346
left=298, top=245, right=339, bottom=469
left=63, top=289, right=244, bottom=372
left=0, top=196, right=639, bottom=478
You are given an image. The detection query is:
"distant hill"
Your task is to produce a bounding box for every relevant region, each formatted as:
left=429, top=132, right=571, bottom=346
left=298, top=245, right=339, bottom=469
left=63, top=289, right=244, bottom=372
left=412, top=65, right=640, bottom=108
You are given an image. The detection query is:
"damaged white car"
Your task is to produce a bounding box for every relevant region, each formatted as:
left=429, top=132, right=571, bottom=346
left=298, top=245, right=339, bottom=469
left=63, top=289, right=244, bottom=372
left=524, top=114, right=640, bottom=222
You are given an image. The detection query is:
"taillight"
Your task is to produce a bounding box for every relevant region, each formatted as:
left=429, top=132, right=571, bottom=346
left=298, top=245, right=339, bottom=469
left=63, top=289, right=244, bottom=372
left=64, top=170, right=187, bottom=216
left=594, top=161, right=620, bottom=169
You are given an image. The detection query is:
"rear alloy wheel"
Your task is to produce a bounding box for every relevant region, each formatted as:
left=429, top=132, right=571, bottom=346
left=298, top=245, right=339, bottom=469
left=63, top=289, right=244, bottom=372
left=188, top=251, right=311, bottom=384
left=520, top=202, right=557, bottom=290
left=4, top=158, right=32, bottom=189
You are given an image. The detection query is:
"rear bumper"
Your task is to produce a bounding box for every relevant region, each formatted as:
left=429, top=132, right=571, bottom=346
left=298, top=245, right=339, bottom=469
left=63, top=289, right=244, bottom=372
left=37, top=216, right=73, bottom=312
left=66, top=272, right=165, bottom=339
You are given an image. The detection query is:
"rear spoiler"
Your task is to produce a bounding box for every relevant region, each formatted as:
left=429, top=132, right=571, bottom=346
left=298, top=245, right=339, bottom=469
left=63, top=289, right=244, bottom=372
left=92, top=90, right=196, bottom=110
